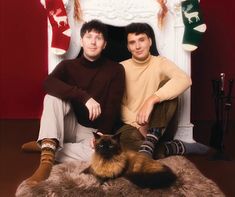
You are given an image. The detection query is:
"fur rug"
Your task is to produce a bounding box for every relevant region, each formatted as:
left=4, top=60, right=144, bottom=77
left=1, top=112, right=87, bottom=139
left=16, top=156, right=225, bottom=197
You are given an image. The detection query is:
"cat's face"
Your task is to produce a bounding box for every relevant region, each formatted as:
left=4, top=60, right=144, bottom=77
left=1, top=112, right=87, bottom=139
left=93, top=132, right=122, bottom=159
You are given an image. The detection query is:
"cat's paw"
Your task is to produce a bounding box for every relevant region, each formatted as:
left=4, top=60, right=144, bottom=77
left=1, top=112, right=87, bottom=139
left=101, top=180, right=114, bottom=190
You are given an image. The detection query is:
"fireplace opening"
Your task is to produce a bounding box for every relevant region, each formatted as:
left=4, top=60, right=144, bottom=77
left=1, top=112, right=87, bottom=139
left=78, top=24, right=158, bottom=62
left=104, top=24, right=158, bottom=62
left=103, top=25, right=130, bottom=62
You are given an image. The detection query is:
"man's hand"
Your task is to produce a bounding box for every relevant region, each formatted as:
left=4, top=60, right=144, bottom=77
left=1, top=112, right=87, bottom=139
left=136, top=95, right=160, bottom=125
left=85, top=98, right=101, bottom=121
left=138, top=124, right=149, bottom=138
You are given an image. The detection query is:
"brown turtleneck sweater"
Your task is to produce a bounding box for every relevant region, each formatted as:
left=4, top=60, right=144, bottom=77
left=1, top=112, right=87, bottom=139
left=44, top=55, right=125, bottom=134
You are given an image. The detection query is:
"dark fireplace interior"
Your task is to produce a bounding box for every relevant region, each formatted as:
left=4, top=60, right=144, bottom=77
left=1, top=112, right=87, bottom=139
left=103, top=25, right=130, bottom=62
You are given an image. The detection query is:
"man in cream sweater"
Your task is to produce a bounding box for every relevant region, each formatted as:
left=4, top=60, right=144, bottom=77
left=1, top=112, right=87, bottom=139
left=119, top=23, right=207, bottom=158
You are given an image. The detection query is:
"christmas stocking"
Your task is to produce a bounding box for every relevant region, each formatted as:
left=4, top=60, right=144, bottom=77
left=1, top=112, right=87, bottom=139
left=45, top=0, right=71, bottom=55
left=181, top=0, right=207, bottom=51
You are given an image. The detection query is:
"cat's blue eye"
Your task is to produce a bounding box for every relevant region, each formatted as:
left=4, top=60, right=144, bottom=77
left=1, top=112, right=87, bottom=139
left=99, top=144, right=104, bottom=148
left=109, top=145, right=114, bottom=148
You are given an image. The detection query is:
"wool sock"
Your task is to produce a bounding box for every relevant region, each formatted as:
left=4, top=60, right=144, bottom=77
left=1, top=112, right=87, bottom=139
left=164, top=139, right=186, bottom=156
left=26, top=138, right=57, bottom=184
left=21, top=141, right=41, bottom=153
left=154, top=140, right=209, bottom=159
left=181, top=0, right=206, bottom=51
left=139, top=128, right=164, bottom=157
left=154, top=139, right=186, bottom=159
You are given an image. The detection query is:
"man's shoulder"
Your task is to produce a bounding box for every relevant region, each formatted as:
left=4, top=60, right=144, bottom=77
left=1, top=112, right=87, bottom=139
left=151, top=55, right=166, bottom=61
left=120, top=58, right=131, bottom=64
left=120, top=58, right=132, bottom=68
left=61, top=58, right=79, bottom=65
left=105, top=58, right=121, bottom=65
left=104, top=58, right=124, bottom=70
left=150, top=55, right=173, bottom=67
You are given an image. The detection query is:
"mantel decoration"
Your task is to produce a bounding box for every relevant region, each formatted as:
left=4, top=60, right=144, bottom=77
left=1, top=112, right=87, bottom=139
left=42, top=0, right=205, bottom=57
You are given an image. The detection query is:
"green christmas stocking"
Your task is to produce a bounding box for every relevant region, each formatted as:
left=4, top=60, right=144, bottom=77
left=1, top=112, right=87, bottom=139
left=181, top=0, right=207, bottom=51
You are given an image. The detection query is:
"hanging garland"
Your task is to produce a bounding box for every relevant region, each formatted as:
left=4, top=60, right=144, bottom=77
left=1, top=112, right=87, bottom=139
left=157, top=0, right=168, bottom=27
left=74, top=0, right=82, bottom=21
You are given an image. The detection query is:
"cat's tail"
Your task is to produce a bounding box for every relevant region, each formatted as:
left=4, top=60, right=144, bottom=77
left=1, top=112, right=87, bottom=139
left=126, top=164, right=177, bottom=189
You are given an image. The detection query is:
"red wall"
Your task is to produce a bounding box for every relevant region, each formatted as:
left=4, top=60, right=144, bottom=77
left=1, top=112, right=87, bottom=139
left=0, top=0, right=48, bottom=118
left=0, top=0, right=234, bottom=121
left=191, top=0, right=235, bottom=121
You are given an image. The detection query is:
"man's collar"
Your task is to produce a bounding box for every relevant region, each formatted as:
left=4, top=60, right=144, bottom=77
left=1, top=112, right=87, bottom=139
left=80, top=55, right=104, bottom=68
left=131, top=54, right=152, bottom=65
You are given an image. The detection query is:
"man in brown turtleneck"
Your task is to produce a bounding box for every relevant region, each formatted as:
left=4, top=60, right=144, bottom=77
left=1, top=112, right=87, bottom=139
left=23, top=20, right=125, bottom=185
left=119, top=23, right=206, bottom=159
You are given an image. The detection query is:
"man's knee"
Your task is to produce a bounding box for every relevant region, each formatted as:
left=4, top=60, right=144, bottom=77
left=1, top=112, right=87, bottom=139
left=43, top=94, right=71, bottom=114
left=118, top=124, right=144, bottom=151
left=165, top=97, right=178, bottom=116
left=44, top=94, right=62, bottom=104
left=149, top=98, right=178, bottom=128
left=44, top=94, right=66, bottom=107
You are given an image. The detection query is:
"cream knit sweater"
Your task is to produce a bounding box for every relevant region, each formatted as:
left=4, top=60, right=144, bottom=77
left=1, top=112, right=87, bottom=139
left=121, top=55, right=192, bottom=129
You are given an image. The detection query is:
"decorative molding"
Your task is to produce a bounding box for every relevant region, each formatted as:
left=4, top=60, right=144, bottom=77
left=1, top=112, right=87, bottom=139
left=81, top=0, right=159, bottom=24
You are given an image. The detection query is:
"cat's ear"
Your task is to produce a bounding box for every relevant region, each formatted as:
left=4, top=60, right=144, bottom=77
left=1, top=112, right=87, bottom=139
left=93, top=132, right=102, bottom=139
left=112, top=132, right=122, bottom=141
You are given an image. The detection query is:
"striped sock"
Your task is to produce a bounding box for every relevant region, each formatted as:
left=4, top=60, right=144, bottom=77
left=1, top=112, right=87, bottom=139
left=164, top=139, right=186, bottom=156
left=139, top=128, right=164, bottom=157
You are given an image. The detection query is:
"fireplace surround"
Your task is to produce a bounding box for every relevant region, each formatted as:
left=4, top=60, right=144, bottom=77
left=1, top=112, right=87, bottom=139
left=44, top=0, right=195, bottom=143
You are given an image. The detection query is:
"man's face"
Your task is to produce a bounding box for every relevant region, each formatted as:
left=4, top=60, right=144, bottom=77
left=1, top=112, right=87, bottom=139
left=80, top=30, right=107, bottom=61
left=127, top=33, right=152, bottom=61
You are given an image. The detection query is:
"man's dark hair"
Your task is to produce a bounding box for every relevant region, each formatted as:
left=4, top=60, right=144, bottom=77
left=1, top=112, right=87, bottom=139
left=125, top=23, right=152, bottom=38
left=80, top=20, right=108, bottom=41
left=124, top=23, right=159, bottom=56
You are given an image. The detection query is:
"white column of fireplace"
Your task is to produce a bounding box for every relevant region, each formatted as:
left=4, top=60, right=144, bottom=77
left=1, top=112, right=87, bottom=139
left=161, top=0, right=195, bottom=142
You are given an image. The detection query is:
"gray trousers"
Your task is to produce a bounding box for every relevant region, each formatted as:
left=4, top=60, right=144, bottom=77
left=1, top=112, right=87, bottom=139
left=38, top=95, right=97, bottom=163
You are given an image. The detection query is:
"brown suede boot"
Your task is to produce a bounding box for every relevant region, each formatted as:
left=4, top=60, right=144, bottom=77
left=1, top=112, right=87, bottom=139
left=26, top=138, right=57, bottom=184
left=21, top=141, right=41, bottom=153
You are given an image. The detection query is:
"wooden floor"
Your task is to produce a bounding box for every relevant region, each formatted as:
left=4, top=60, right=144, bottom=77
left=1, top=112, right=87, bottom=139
left=0, top=119, right=235, bottom=197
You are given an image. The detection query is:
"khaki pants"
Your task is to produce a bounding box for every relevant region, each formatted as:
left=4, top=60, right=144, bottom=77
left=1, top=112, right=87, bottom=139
left=38, top=95, right=97, bottom=162
left=118, top=98, right=178, bottom=151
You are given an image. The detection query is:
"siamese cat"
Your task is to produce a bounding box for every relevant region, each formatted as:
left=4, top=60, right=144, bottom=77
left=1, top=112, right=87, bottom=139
left=83, top=132, right=176, bottom=188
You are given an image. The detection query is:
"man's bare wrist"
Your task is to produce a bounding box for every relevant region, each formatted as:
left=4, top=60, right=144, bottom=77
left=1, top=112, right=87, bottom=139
left=153, top=94, right=161, bottom=103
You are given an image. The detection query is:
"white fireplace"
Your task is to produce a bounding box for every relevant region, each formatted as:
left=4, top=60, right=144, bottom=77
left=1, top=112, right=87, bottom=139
left=45, top=0, right=195, bottom=143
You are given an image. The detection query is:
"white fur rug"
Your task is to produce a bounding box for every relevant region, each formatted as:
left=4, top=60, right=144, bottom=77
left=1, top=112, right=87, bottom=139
left=16, top=156, right=225, bottom=197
